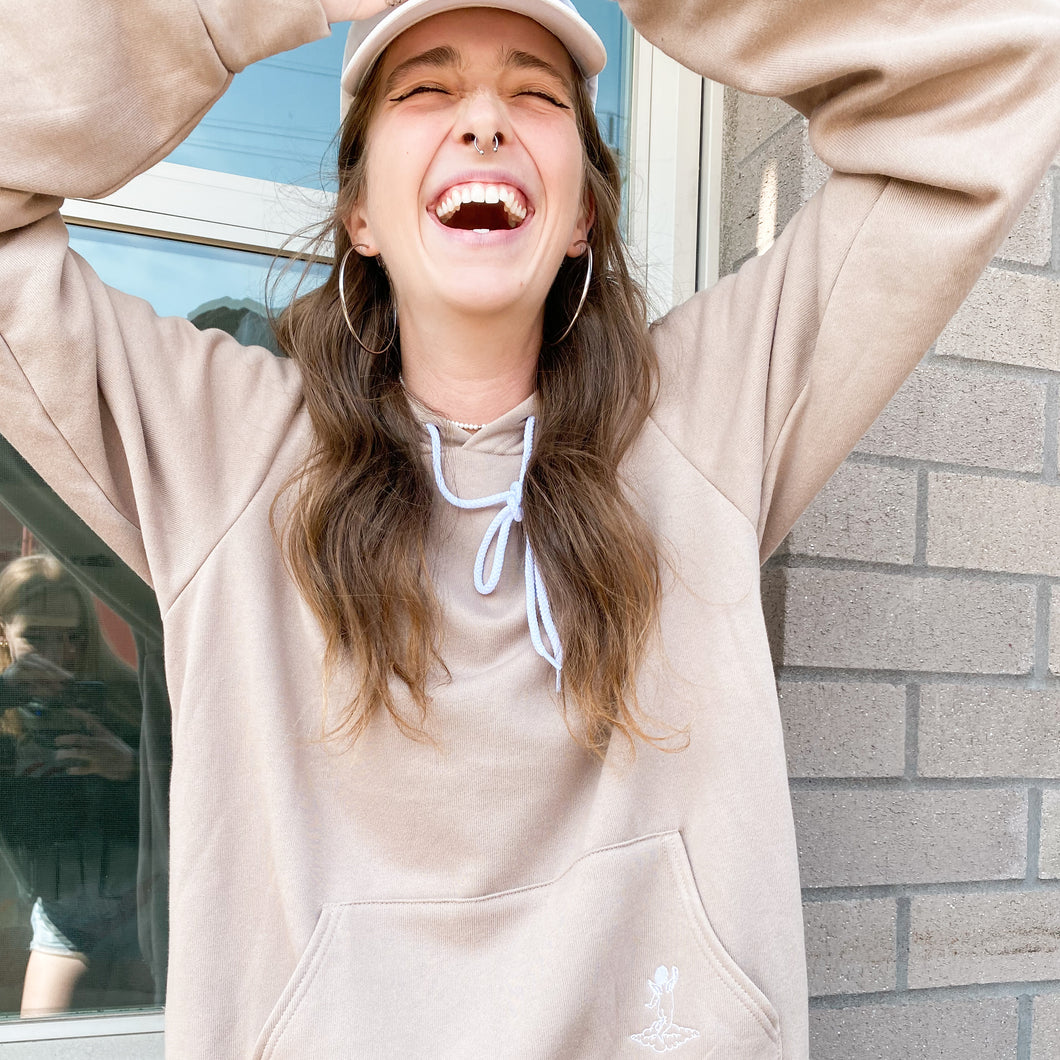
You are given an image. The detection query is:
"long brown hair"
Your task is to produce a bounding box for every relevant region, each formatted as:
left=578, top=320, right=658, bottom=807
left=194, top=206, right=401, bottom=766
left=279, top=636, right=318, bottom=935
left=273, top=52, right=662, bottom=754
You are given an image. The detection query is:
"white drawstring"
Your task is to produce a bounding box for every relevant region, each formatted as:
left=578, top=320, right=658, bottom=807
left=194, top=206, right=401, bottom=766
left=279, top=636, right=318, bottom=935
left=424, top=416, right=564, bottom=687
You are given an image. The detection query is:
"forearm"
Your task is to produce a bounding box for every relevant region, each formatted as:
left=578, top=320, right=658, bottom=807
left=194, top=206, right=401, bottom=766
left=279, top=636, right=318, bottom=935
left=0, top=0, right=329, bottom=211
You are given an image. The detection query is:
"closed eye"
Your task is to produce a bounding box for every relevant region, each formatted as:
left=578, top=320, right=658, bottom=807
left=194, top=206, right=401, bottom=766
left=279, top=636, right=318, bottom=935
left=516, top=89, right=569, bottom=109
left=390, top=85, right=450, bottom=102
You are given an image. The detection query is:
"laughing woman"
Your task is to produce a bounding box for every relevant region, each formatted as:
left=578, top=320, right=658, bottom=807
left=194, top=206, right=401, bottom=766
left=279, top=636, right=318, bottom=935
left=1, top=0, right=1059, bottom=1056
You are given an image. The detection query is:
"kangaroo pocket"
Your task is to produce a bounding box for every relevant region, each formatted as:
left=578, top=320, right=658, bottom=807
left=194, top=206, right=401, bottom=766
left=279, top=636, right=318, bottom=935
left=254, top=831, right=781, bottom=1060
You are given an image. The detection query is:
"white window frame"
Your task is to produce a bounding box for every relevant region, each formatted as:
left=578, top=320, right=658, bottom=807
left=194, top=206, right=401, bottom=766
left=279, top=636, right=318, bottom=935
left=62, top=162, right=333, bottom=259
left=0, top=1011, right=165, bottom=1046
left=625, top=38, right=723, bottom=314
left=35, top=23, right=719, bottom=1053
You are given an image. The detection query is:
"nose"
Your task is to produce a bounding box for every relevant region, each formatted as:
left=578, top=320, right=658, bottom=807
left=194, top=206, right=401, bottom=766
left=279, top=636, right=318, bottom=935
left=458, top=90, right=510, bottom=154
left=60, top=636, right=80, bottom=670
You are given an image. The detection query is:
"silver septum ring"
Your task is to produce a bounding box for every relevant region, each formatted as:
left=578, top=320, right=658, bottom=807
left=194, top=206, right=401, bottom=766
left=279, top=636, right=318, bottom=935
left=472, top=134, right=500, bottom=155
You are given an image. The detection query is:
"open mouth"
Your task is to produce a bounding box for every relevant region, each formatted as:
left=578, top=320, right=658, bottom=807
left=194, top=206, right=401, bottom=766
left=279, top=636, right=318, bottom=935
left=434, top=182, right=529, bottom=232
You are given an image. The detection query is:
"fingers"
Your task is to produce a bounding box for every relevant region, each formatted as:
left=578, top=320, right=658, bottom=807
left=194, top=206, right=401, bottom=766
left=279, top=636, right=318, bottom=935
left=54, top=735, right=134, bottom=781
left=3, top=654, right=74, bottom=696
left=321, top=1, right=399, bottom=23
left=61, top=707, right=109, bottom=735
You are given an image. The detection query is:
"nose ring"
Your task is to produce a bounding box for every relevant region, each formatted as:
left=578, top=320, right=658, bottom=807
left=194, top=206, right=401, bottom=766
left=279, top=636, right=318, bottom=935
left=472, top=134, right=500, bottom=155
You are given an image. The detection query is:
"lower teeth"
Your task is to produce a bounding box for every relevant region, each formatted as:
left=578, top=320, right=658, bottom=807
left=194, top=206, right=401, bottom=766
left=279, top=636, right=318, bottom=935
left=474, top=229, right=490, bottom=235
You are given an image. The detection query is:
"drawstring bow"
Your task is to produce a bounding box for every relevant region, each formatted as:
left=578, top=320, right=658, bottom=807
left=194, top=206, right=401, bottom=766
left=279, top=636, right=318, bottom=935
left=424, top=416, right=563, bottom=687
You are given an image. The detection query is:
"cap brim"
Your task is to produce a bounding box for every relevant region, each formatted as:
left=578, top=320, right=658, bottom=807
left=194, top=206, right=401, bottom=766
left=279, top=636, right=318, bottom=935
left=340, top=0, right=605, bottom=115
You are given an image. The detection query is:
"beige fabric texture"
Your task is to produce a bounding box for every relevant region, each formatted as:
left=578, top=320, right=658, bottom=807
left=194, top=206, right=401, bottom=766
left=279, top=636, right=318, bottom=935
left=1, top=0, right=1059, bottom=1056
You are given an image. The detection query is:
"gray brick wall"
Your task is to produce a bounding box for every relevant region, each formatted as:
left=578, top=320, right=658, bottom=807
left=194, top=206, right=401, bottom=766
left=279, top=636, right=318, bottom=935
left=721, top=89, right=1060, bottom=1057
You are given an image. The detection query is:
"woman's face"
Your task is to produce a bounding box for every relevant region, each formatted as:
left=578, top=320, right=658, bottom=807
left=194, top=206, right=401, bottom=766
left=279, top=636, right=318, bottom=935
left=346, top=8, right=592, bottom=327
left=1, top=589, right=86, bottom=673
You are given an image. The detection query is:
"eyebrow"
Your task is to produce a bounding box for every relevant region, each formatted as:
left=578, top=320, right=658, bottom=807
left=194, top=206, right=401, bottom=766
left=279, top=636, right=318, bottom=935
left=383, top=45, right=574, bottom=96
left=383, top=46, right=461, bottom=96
left=499, top=49, right=574, bottom=87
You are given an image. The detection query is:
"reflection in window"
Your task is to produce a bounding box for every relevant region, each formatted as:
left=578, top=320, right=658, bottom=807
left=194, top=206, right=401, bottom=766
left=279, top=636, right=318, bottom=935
left=0, top=552, right=151, bottom=1016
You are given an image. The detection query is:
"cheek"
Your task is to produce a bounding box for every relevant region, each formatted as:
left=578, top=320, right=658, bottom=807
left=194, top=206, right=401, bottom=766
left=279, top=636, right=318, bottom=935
left=529, top=125, right=586, bottom=214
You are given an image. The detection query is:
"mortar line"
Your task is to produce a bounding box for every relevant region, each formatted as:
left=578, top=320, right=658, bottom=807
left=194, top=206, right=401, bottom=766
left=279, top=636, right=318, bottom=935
left=981, top=257, right=1058, bottom=278
left=1017, top=994, right=1033, bottom=1060
left=1042, top=376, right=1059, bottom=484
left=1034, top=582, right=1052, bottom=685
left=849, top=452, right=1046, bottom=481
left=1028, top=787, right=1043, bottom=886
left=914, top=469, right=929, bottom=566
left=802, top=877, right=1060, bottom=900
left=904, top=684, right=920, bottom=780
left=895, top=895, right=911, bottom=992
left=778, top=668, right=1060, bottom=689
left=810, top=980, right=1060, bottom=1008
left=790, top=777, right=1060, bottom=791
left=774, top=552, right=1060, bottom=584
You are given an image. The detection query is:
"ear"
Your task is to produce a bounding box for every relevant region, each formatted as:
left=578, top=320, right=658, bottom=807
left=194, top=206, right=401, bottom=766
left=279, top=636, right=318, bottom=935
left=343, top=207, right=380, bottom=258
left=566, top=189, right=596, bottom=257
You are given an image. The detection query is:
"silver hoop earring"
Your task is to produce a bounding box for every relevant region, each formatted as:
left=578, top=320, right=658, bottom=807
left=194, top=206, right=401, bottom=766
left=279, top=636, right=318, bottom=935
left=338, top=246, right=395, bottom=356
left=472, top=134, right=500, bottom=155
left=553, top=241, right=593, bottom=344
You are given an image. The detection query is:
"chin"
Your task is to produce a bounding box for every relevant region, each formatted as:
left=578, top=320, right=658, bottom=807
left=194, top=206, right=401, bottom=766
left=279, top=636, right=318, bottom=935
left=435, top=278, right=546, bottom=321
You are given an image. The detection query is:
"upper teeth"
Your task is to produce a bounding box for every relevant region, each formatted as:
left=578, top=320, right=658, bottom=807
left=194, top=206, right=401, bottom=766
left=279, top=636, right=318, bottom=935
left=435, top=183, right=528, bottom=227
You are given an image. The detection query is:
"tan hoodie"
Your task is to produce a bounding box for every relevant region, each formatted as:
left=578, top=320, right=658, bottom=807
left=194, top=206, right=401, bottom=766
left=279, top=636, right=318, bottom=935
left=1, top=0, right=1059, bottom=1056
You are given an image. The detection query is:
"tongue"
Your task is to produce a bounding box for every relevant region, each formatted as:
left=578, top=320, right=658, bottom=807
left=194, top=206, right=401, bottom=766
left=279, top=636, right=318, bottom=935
left=446, top=202, right=510, bottom=231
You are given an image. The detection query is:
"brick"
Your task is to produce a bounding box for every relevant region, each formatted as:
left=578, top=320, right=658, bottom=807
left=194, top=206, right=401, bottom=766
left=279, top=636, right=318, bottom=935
left=810, top=999, right=1019, bottom=1060
left=857, top=361, right=1045, bottom=473
left=935, top=267, right=1060, bottom=370
left=721, top=120, right=810, bottom=274
left=1033, top=994, right=1060, bottom=1060
left=779, top=681, right=906, bottom=778
left=722, top=115, right=830, bottom=273
left=909, top=891, right=1060, bottom=987
left=997, top=175, right=1054, bottom=267
left=803, top=898, right=896, bottom=996
left=1041, top=790, right=1060, bottom=879
left=785, top=462, right=917, bottom=564
left=762, top=567, right=1036, bottom=674
left=793, top=789, right=1026, bottom=888
left=927, top=473, right=1060, bottom=576
left=919, top=686, right=1060, bottom=778
left=799, top=133, right=830, bottom=201
left=724, top=86, right=797, bottom=164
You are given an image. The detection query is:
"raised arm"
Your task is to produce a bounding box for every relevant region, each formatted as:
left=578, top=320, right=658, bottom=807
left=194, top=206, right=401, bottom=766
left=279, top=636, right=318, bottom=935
left=0, top=0, right=329, bottom=604
left=622, top=0, right=1060, bottom=557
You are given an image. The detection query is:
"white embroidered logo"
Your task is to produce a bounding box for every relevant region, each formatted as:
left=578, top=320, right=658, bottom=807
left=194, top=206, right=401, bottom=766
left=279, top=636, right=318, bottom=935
left=630, top=965, right=701, bottom=1053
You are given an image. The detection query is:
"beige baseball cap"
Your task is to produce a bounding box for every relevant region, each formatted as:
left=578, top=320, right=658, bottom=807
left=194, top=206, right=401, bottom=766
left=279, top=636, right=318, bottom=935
left=340, top=0, right=606, bottom=117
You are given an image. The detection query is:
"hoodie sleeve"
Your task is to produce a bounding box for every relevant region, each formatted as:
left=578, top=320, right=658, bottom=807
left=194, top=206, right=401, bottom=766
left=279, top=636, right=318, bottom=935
left=620, top=0, right=1060, bottom=558
left=0, top=0, right=330, bottom=607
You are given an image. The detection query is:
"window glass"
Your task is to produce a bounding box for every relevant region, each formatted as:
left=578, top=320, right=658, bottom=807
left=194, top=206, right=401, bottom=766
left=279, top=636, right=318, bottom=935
left=0, top=229, right=309, bottom=1024
left=0, top=480, right=164, bottom=1020
left=167, top=30, right=346, bottom=188
left=67, top=226, right=325, bottom=354
left=167, top=5, right=632, bottom=187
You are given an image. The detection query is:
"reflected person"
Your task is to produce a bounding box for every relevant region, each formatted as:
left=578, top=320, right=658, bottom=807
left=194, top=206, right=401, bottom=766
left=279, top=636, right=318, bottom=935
left=0, top=555, right=145, bottom=1016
